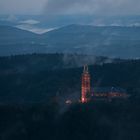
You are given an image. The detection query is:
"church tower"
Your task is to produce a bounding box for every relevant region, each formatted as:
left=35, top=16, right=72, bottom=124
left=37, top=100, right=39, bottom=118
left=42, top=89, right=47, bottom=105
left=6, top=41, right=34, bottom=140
left=81, top=65, right=91, bottom=103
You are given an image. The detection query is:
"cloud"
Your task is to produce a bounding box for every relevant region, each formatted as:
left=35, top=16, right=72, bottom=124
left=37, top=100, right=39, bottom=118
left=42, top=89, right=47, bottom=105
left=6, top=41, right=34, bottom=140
left=19, top=19, right=40, bottom=25
left=0, top=14, right=18, bottom=22
left=0, top=0, right=47, bottom=14
left=45, top=0, right=140, bottom=16
left=0, top=0, right=140, bottom=16
left=16, top=24, right=56, bottom=34
left=5, top=14, right=18, bottom=21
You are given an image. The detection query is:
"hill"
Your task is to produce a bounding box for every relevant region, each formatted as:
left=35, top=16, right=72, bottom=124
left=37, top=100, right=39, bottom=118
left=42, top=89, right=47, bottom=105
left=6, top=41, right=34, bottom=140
left=0, top=26, right=38, bottom=42
left=1, top=25, right=140, bottom=58
left=0, top=26, right=42, bottom=56
left=0, top=54, right=139, bottom=103
left=41, top=24, right=140, bottom=58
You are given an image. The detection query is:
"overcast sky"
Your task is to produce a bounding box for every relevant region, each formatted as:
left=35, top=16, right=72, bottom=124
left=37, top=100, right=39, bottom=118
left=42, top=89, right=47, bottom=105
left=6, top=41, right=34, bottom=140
left=0, top=0, right=140, bottom=15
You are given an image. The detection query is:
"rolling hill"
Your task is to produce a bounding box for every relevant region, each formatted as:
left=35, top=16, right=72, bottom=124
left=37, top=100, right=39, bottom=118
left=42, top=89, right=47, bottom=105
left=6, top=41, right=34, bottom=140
left=41, top=24, right=140, bottom=58
left=0, top=26, right=38, bottom=42
left=1, top=25, right=140, bottom=58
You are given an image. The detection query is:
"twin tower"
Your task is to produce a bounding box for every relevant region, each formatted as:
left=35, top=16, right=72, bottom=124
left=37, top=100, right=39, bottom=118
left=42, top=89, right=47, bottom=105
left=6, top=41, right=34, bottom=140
left=81, top=65, right=91, bottom=103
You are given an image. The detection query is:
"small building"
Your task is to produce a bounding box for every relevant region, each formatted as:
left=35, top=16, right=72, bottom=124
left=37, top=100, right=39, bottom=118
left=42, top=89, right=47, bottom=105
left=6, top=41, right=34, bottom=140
left=80, top=65, right=129, bottom=103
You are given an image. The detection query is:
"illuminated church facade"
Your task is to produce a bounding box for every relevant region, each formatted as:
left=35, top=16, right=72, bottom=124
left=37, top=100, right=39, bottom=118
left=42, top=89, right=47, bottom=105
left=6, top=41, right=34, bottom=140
left=81, top=65, right=91, bottom=103
left=81, top=65, right=128, bottom=103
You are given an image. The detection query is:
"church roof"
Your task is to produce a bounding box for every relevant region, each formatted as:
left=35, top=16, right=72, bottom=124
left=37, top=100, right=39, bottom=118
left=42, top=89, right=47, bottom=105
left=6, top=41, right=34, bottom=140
left=91, top=87, right=127, bottom=94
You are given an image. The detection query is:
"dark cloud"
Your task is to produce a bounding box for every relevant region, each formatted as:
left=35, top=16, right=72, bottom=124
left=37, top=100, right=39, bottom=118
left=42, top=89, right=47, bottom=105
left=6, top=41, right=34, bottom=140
left=0, top=0, right=140, bottom=15
left=0, top=0, right=47, bottom=14
left=45, top=0, right=140, bottom=16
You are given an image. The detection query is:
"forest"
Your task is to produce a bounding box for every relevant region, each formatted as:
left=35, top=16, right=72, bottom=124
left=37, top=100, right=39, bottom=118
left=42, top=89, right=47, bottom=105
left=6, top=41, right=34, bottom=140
left=0, top=53, right=140, bottom=140
left=0, top=53, right=139, bottom=103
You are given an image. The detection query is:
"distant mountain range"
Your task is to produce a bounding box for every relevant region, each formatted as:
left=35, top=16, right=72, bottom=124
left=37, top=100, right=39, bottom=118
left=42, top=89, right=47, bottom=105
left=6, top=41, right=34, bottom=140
left=0, top=26, right=38, bottom=43
left=0, top=24, right=140, bottom=58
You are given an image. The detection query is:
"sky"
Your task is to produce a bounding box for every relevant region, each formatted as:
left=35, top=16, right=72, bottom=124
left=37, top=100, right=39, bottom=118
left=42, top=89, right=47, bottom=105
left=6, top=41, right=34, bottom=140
left=0, top=0, right=140, bottom=15
left=1, top=0, right=140, bottom=34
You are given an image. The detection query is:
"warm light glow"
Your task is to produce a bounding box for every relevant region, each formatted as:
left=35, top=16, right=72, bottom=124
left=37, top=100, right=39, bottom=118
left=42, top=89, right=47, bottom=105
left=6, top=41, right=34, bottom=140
left=81, top=65, right=91, bottom=103
left=66, top=100, right=72, bottom=104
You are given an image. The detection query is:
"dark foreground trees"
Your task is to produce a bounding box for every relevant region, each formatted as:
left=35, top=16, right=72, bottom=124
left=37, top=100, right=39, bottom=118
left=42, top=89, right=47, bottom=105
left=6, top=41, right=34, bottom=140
left=0, top=100, right=140, bottom=140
